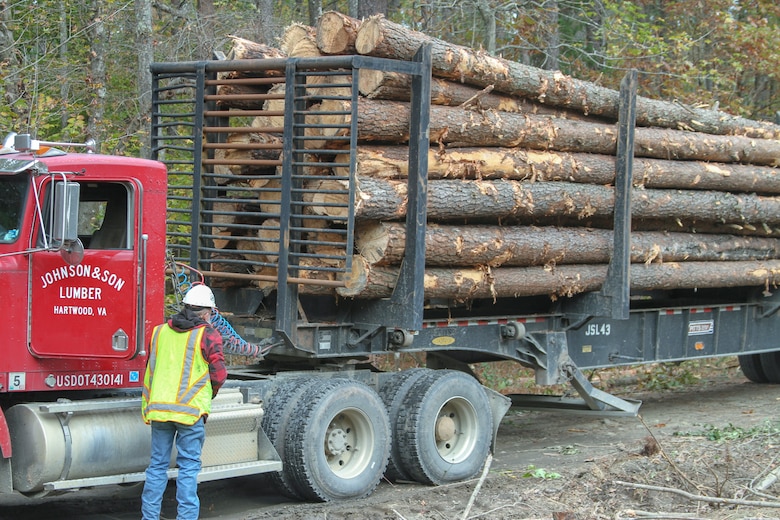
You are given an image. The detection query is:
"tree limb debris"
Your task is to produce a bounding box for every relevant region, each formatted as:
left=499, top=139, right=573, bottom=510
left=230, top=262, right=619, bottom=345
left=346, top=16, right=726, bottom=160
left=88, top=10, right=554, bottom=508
left=461, top=453, right=492, bottom=520
left=614, top=480, right=780, bottom=508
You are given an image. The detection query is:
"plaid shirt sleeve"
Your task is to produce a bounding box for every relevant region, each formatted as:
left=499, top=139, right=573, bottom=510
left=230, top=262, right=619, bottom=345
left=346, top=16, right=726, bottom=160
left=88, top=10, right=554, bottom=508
left=200, top=326, right=227, bottom=396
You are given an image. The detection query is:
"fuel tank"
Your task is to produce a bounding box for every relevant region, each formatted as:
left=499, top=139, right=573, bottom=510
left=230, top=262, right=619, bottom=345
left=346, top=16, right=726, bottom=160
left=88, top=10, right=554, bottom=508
left=5, top=388, right=264, bottom=493
left=6, top=397, right=149, bottom=493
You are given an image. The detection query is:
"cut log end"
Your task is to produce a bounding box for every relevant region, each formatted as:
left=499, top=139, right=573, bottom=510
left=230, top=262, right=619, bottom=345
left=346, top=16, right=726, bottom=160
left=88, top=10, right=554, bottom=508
left=354, top=15, right=383, bottom=55
left=316, top=11, right=361, bottom=54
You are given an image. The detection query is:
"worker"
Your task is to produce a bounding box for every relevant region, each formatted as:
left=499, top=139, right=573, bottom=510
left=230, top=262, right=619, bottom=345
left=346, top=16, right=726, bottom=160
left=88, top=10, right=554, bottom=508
left=140, top=283, right=227, bottom=520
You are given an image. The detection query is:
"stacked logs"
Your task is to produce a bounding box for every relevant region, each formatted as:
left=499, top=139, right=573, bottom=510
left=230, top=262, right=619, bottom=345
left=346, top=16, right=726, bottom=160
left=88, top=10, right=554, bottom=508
left=210, top=12, right=780, bottom=300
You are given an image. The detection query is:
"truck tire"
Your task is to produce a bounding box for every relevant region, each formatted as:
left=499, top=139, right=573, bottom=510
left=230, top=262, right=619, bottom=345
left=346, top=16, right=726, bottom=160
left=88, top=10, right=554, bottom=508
left=739, top=354, right=769, bottom=383
left=396, top=370, right=492, bottom=485
left=285, top=378, right=390, bottom=501
left=378, top=368, right=431, bottom=481
left=758, top=351, right=780, bottom=383
left=260, top=376, right=319, bottom=499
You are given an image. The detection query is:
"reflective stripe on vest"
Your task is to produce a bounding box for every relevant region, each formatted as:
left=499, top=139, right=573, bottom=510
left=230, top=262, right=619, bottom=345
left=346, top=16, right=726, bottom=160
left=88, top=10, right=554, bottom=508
left=142, top=324, right=212, bottom=425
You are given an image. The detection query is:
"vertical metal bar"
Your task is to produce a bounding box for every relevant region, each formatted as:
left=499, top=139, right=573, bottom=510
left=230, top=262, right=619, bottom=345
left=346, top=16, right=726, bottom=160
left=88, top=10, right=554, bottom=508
left=189, top=63, right=207, bottom=270
left=149, top=72, right=160, bottom=160
left=275, top=59, right=302, bottom=341
left=602, top=70, right=638, bottom=320
left=386, top=43, right=432, bottom=330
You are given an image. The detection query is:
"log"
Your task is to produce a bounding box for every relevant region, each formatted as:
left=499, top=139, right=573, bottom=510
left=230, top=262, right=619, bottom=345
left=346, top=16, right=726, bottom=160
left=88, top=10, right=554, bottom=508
left=338, top=256, right=780, bottom=300
left=304, top=218, right=348, bottom=266
left=316, top=11, right=362, bottom=54
left=279, top=23, right=316, bottom=55
left=223, top=36, right=286, bottom=79
left=312, top=177, right=780, bottom=229
left=336, top=146, right=780, bottom=194
left=214, top=82, right=276, bottom=110
left=227, top=35, right=287, bottom=61
left=354, top=16, right=780, bottom=139
left=288, top=34, right=321, bottom=58
left=355, top=221, right=780, bottom=267
left=358, top=69, right=588, bottom=119
left=221, top=132, right=283, bottom=175
left=319, top=99, right=780, bottom=166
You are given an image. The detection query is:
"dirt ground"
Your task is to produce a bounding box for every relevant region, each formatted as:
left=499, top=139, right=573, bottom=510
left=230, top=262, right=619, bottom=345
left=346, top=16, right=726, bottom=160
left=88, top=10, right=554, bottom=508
left=231, top=359, right=780, bottom=520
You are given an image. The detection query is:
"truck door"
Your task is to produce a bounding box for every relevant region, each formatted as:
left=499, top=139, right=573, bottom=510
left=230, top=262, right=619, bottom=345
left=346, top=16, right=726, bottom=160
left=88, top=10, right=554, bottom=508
left=30, top=180, right=140, bottom=359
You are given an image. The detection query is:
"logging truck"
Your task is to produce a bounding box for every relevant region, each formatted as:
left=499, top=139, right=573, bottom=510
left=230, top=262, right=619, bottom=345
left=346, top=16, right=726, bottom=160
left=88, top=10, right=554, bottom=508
left=1, top=38, right=780, bottom=505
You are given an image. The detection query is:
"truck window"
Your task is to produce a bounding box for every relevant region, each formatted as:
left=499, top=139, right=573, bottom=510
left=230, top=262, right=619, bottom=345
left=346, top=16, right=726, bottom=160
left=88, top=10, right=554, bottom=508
left=81, top=182, right=130, bottom=249
left=0, top=173, right=27, bottom=243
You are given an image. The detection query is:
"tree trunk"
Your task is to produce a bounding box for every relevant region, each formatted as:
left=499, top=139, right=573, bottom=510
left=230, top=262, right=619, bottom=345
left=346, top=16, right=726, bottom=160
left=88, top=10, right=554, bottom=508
left=354, top=16, right=780, bottom=139
left=338, top=256, right=780, bottom=299
left=358, top=69, right=589, bottom=119
left=316, top=11, right=362, bottom=54
left=320, top=99, right=780, bottom=166
left=312, top=176, right=780, bottom=228
left=337, top=146, right=780, bottom=194
left=355, top=221, right=780, bottom=267
left=134, top=0, right=153, bottom=157
left=224, top=36, right=286, bottom=78
left=87, top=1, right=107, bottom=145
left=216, top=132, right=283, bottom=175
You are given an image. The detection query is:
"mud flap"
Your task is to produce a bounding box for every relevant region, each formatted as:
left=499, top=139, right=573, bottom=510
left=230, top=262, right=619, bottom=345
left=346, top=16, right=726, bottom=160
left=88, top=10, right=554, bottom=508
left=483, top=386, right=511, bottom=451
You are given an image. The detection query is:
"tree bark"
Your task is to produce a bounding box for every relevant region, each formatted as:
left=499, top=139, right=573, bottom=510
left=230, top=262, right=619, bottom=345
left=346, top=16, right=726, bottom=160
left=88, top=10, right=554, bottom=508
left=354, top=16, right=780, bottom=139
left=338, top=257, right=780, bottom=300
left=337, top=146, right=780, bottom=194
left=321, top=99, right=780, bottom=166
left=87, top=1, right=107, bottom=145
left=312, top=176, right=780, bottom=228
left=358, top=69, right=589, bottom=119
left=355, top=221, right=780, bottom=267
left=224, top=36, right=287, bottom=78
left=228, top=35, right=287, bottom=60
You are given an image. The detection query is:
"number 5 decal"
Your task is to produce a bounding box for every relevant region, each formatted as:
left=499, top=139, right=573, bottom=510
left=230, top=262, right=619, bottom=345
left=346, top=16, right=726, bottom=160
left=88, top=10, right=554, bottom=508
left=8, top=373, right=25, bottom=391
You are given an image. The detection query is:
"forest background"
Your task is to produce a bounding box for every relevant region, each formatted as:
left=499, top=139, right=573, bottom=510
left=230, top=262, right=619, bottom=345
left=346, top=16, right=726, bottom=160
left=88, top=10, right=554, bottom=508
left=0, top=0, right=777, bottom=159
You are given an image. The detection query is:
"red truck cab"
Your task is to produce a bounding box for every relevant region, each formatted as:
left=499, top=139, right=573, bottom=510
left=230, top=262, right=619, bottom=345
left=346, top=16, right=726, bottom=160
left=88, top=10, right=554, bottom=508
left=0, top=136, right=167, bottom=403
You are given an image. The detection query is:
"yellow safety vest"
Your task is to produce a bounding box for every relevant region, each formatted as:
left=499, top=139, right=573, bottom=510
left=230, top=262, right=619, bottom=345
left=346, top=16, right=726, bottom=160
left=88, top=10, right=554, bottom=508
left=142, top=324, right=213, bottom=425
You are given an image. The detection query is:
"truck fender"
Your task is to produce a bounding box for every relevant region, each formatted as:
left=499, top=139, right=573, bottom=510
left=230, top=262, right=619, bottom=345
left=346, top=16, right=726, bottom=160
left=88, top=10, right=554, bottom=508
left=0, top=409, right=13, bottom=493
left=0, top=409, right=11, bottom=458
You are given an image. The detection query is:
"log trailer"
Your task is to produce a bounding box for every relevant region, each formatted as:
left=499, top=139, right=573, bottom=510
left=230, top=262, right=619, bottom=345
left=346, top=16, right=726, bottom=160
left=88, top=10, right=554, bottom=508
left=0, top=44, right=778, bottom=503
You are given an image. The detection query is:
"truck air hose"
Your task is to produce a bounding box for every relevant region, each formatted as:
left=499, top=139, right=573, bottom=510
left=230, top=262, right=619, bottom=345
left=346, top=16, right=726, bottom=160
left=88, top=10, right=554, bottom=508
left=208, top=310, right=272, bottom=359
left=167, top=255, right=276, bottom=358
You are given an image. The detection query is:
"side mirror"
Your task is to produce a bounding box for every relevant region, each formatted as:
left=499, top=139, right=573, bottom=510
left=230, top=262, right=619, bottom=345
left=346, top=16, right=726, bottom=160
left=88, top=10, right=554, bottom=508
left=52, top=181, right=80, bottom=244
left=52, top=182, right=83, bottom=265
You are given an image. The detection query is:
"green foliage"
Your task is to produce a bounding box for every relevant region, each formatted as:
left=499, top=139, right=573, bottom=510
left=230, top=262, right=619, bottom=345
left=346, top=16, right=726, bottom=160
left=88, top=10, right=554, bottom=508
left=674, top=420, right=780, bottom=442
left=521, top=465, right=562, bottom=480
left=642, top=362, right=701, bottom=391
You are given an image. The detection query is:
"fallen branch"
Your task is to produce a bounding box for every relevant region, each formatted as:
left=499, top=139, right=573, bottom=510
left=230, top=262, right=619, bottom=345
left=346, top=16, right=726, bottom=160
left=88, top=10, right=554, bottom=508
left=638, top=414, right=704, bottom=494
left=617, top=510, right=708, bottom=519
left=753, top=461, right=780, bottom=492
left=391, top=509, right=408, bottom=520
left=614, top=480, right=780, bottom=508
left=465, top=501, right=523, bottom=519
left=462, top=453, right=492, bottom=520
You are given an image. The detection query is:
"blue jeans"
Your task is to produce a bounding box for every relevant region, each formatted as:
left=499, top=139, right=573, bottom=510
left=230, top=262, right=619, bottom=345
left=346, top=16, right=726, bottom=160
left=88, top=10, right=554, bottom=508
left=141, top=418, right=205, bottom=520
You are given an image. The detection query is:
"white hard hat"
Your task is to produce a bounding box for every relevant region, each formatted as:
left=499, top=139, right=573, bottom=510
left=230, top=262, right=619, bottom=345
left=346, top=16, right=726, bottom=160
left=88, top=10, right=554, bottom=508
left=182, top=284, right=216, bottom=309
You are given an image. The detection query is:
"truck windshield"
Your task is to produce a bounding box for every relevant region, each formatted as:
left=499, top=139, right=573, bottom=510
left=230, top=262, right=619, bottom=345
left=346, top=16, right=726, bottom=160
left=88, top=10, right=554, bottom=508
left=0, top=173, right=28, bottom=243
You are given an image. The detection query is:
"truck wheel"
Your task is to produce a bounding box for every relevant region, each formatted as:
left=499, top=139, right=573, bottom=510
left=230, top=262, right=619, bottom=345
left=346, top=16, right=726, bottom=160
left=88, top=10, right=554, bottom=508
left=260, top=376, right=319, bottom=499
left=739, top=354, right=769, bottom=383
left=286, top=378, right=390, bottom=501
left=396, top=370, right=492, bottom=485
left=758, top=351, right=780, bottom=383
left=378, top=368, right=430, bottom=481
